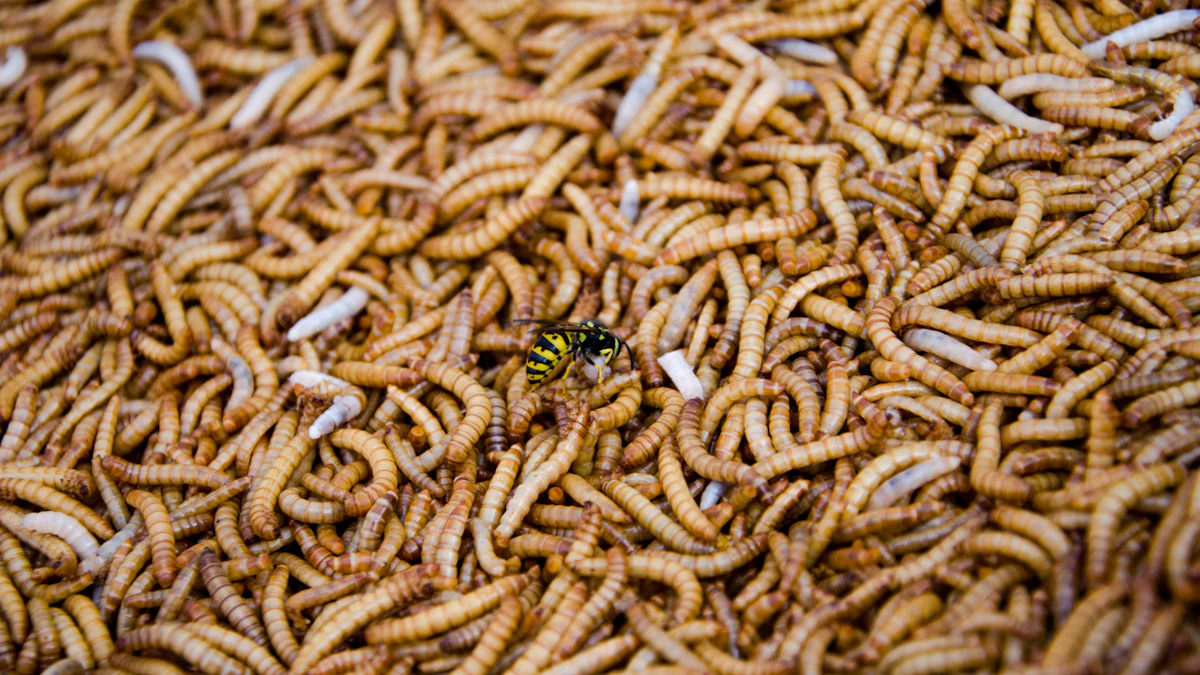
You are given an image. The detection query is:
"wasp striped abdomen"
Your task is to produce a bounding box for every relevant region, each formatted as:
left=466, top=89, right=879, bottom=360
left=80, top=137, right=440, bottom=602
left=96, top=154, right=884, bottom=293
left=526, top=330, right=575, bottom=385
left=518, top=319, right=626, bottom=390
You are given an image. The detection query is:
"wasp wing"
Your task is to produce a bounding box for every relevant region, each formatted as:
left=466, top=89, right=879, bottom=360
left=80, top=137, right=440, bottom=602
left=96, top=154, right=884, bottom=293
left=512, top=320, right=600, bottom=337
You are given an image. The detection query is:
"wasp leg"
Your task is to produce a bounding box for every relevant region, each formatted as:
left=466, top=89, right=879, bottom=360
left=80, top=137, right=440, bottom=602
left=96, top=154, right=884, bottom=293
left=560, top=359, right=575, bottom=397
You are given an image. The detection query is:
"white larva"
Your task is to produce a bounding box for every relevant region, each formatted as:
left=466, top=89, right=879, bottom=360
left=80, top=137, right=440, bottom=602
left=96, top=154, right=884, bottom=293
left=1150, top=88, right=1195, bottom=141
left=0, top=47, right=27, bottom=88
left=99, top=516, right=141, bottom=560
left=699, top=481, right=732, bottom=510
left=866, top=456, right=963, bottom=510
left=287, top=287, right=370, bottom=342
left=903, top=328, right=998, bottom=371
left=230, top=57, right=314, bottom=129
left=619, top=179, right=640, bottom=225
left=658, top=349, right=705, bottom=401
left=80, top=517, right=138, bottom=576
left=22, top=512, right=98, bottom=561
left=132, top=41, right=204, bottom=107
left=997, top=74, right=1114, bottom=100
left=309, top=393, right=364, bottom=439
left=770, top=39, right=838, bottom=65
left=288, top=370, right=352, bottom=390
left=579, top=361, right=613, bottom=386
left=611, top=69, right=659, bottom=138
left=785, top=80, right=818, bottom=98
left=1082, top=10, right=1200, bottom=58
left=965, top=84, right=1064, bottom=134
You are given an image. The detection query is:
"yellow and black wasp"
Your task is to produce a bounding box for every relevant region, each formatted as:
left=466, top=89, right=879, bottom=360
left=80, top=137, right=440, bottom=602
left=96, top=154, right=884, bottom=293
left=516, top=319, right=626, bottom=392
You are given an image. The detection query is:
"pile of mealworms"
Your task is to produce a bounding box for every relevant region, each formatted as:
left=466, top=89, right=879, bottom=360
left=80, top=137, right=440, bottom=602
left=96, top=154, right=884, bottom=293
left=3, top=0, right=1200, bottom=672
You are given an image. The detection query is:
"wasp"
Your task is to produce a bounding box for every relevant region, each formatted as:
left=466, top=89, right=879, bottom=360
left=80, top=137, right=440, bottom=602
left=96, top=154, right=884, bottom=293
left=516, top=319, right=627, bottom=392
